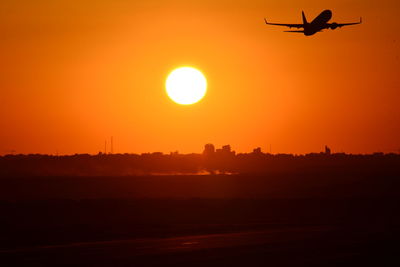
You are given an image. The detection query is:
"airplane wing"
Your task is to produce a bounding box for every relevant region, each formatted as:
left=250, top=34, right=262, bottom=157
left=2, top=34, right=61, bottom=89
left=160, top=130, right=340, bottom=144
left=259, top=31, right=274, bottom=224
left=264, top=18, right=303, bottom=29
left=327, top=17, right=362, bottom=28
left=284, top=30, right=304, bottom=33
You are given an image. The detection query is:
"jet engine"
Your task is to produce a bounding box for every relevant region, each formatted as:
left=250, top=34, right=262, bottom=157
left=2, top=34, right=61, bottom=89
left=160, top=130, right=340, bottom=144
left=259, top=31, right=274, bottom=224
left=330, top=23, right=338, bottom=30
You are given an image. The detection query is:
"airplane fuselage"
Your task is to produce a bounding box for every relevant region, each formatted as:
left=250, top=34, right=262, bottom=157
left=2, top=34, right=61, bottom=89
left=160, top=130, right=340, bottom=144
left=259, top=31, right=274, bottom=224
left=264, top=9, right=361, bottom=36
left=304, top=10, right=332, bottom=36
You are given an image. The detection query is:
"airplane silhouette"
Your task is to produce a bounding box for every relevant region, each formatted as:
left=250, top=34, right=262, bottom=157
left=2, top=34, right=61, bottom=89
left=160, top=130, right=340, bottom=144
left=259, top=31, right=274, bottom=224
left=264, top=10, right=361, bottom=36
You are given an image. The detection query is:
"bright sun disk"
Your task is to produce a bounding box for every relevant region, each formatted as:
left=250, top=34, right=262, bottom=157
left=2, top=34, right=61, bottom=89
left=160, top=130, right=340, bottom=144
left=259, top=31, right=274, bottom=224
left=166, top=67, right=207, bottom=105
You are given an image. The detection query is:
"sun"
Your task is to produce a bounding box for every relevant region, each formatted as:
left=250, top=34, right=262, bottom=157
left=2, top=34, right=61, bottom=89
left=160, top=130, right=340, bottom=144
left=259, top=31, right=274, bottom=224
left=166, top=67, right=207, bottom=105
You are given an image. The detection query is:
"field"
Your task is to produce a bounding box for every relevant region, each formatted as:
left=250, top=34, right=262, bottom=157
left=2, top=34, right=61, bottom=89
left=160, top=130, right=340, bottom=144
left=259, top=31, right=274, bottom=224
left=0, top=174, right=399, bottom=266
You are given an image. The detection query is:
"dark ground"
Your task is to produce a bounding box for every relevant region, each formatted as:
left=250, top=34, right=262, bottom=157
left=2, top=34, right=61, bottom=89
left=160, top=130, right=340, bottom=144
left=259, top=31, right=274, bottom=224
left=0, top=174, right=399, bottom=266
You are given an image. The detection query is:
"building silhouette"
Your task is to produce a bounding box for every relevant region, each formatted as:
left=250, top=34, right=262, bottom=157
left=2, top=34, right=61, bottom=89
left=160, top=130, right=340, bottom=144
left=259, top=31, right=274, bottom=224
left=325, top=145, right=331, bottom=155
left=203, top=144, right=215, bottom=157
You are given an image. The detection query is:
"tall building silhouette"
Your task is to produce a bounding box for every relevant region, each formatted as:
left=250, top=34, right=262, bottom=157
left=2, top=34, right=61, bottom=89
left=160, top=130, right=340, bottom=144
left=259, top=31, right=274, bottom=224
left=325, top=145, right=331, bottom=155
left=203, top=144, right=215, bottom=157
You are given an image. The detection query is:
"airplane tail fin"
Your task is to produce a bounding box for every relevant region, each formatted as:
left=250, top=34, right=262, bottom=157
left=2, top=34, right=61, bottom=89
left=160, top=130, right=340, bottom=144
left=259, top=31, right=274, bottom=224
left=302, top=11, right=308, bottom=24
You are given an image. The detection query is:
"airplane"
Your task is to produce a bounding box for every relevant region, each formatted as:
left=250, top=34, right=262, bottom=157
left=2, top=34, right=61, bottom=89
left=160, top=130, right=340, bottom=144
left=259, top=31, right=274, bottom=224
left=264, top=10, right=361, bottom=36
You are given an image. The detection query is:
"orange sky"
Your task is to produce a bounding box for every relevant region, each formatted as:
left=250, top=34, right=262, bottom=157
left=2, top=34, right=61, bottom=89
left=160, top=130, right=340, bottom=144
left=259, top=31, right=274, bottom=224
left=1, top=0, right=399, bottom=155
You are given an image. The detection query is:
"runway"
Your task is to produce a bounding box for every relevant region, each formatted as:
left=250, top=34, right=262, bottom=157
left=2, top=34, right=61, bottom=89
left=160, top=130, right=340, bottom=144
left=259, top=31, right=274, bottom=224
left=1, top=226, right=338, bottom=266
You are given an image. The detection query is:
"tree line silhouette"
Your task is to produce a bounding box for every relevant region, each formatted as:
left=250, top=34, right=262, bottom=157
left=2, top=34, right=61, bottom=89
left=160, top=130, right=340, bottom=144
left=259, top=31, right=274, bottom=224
left=0, top=144, right=399, bottom=177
